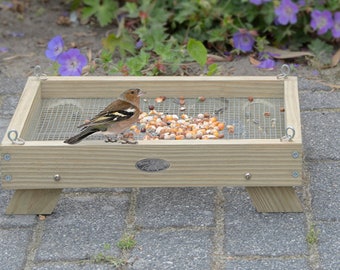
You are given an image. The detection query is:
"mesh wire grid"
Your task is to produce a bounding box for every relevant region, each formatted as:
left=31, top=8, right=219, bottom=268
left=26, top=96, right=285, bottom=141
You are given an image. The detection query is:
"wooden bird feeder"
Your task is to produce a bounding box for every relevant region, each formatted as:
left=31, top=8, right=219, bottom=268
left=0, top=76, right=303, bottom=214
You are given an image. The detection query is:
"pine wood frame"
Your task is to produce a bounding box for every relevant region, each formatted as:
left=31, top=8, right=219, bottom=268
left=1, top=76, right=303, bottom=214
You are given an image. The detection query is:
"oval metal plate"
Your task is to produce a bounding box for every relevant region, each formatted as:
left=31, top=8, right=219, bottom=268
left=135, top=158, right=170, bottom=172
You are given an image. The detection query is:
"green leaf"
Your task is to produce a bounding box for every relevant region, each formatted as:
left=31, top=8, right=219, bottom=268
left=82, top=7, right=96, bottom=19
left=126, top=50, right=150, bottom=75
left=102, top=33, right=121, bottom=53
left=125, top=2, right=138, bottom=17
left=207, top=28, right=227, bottom=43
left=135, top=25, right=168, bottom=50
left=154, top=43, right=174, bottom=62
left=82, top=0, right=117, bottom=27
left=308, top=39, right=333, bottom=66
left=207, top=63, right=218, bottom=76
left=102, top=30, right=135, bottom=58
left=187, top=38, right=207, bottom=67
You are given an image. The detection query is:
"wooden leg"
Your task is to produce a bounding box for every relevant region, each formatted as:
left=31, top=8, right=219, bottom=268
left=6, top=189, right=62, bottom=215
left=246, top=187, right=303, bottom=213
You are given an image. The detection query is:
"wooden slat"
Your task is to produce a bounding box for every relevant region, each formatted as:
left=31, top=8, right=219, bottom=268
left=284, top=77, right=302, bottom=142
left=40, top=76, right=285, bottom=98
left=1, top=142, right=302, bottom=189
left=5, top=189, right=62, bottom=214
left=1, top=77, right=42, bottom=144
left=246, top=186, right=303, bottom=212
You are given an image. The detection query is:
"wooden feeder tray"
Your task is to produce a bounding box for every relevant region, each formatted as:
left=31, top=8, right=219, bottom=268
left=0, top=76, right=303, bottom=214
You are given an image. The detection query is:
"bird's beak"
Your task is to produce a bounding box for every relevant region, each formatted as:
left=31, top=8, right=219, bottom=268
left=138, top=89, right=146, bottom=97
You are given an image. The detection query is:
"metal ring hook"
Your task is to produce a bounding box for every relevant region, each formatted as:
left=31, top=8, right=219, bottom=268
left=33, top=65, right=48, bottom=81
left=285, top=126, right=295, bottom=140
left=7, top=129, right=25, bottom=145
left=277, top=64, right=290, bottom=79
left=280, top=126, right=295, bottom=142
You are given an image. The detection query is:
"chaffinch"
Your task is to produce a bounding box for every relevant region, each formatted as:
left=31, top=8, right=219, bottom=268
left=64, top=88, right=144, bottom=144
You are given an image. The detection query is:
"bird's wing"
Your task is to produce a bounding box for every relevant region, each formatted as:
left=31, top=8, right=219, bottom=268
left=78, top=100, right=138, bottom=129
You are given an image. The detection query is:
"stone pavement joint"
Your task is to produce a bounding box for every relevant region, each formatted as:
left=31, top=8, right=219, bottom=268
left=24, top=220, right=45, bottom=269
left=301, top=163, right=321, bottom=270
left=211, top=187, right=226, bottom=270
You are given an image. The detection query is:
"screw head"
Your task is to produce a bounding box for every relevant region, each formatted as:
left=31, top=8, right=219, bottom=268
left=292, top=171, right=299, bottom=178
left=244, top=172, right=252, bottom=180
left=3, top=154, right=11, bottom=161
left=4, top=175, right=12, bottom=182
left=292, top=151, right=299, bottom=159
left=53, top=174, right=61, bottom=181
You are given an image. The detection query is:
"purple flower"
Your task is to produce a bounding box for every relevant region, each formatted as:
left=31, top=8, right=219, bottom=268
left=2, top=1, right=13, bottom=8
left=275, top=0, right=299, bottom=25
left=45, top=35, right=64, bottom=61
left=312, top=70, right=319, bottom=76
left=332, top=12, right=340, bottom=38
left=310, top=10, right=333, bottom=35
left=135, top=40, right=143, bottom=49
left=297, top=0, right=305, bottom=6
left=249, top=0, right=271, bottom=5
left=10, top=32, right=25, bottom=37
left=256, top=52, right=276, bottom=69
left=0, top=47, right=9, bottom=53
left=57, top=48, right=88, bottom=76
left=257, top=58, right=276, bottom=69
left=233, top=31, right=255, bottom=52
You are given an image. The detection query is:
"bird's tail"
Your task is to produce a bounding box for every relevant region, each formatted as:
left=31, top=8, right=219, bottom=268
left=64, top=127, right=99, bottom=144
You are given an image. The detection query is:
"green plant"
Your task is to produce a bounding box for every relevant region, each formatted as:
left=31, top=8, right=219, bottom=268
left=187, top=38, right=208, bottom=67
left=116, top=234, right=136, bottom=250
left=93, top=243, right=126, bottom=266
left=308, top=39, right=334, bottom=67
left=68, top=0, right=340, bottom=75
left=82, top=0, right=118, bottom=26
left=306, top=225, right=319, bottom=245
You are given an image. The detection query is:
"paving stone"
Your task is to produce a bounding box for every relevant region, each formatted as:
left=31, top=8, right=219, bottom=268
left=0, top=228, right=32, bottom=270
left=32, top=262, right=116, bottom=270
left=0, top=77, right=27, bottom=141
left=129, top=230, right=213, bottom=270
left=0, top=77, right=25, bottom=95
left=0, top=95, right=20, bottom=117
left=136, top=187, right=215, bottom=228
left=299, top=91, right=340, bottom=111
left=35, top=193, right=129, bottom=261
left=316, top=222, right=340, bottom=270
left=298, top=78, right=333, bottom=92
left=0, top=77, right=24, bottom=141
left=225, top=258, right=310, bottom=270
left=63, top=188, right=132, bottom=194
left=301, top=112, right=340, bottom=161
left=307, top=162, right=340, bottom=220
left=224, top=188, right=308, bottom=256
left=0, top=190, right=37, bottom=228
left=0, top=117, right=11, bottom=141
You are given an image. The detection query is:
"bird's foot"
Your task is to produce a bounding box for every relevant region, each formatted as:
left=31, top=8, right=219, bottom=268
left=119, top=138, right=138, bottom=144
left=119, top=133, right=138, bottom=144
left=104, top=135, right=118, bottom=143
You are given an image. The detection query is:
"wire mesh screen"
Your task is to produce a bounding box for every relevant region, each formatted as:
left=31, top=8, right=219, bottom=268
left=26, top=97, right=285, bottom=141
